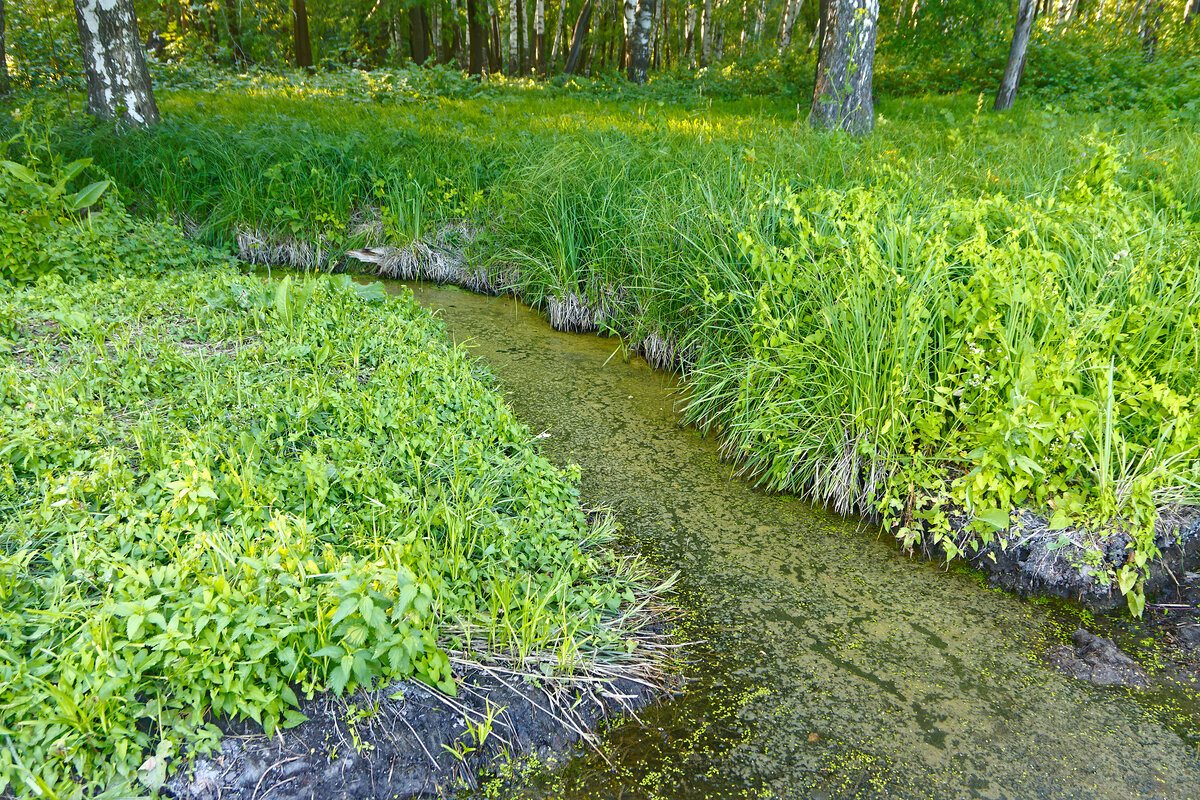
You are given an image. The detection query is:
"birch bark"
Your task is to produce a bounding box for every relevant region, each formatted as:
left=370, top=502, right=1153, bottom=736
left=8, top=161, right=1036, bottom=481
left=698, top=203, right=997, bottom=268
left=808, top=0, right=878, bottom=135
left=73, top=0, right=160, bottom=126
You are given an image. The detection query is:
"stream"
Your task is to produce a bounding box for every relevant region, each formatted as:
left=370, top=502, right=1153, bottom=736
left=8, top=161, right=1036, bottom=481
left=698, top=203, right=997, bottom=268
left=398, top=280, right=1200, bottom=800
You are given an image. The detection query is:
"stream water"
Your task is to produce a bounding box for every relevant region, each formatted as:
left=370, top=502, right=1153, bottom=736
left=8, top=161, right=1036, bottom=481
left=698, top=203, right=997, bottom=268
left=399, top=281, right=1200, bottom=800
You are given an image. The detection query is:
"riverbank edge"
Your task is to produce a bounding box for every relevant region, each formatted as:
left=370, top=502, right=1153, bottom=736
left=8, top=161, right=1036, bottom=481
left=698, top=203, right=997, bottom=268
left=238, top=224, right=1200, bottom=616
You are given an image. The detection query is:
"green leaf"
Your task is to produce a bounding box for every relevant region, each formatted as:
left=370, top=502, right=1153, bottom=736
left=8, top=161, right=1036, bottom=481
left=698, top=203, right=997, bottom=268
left=69, top=180, right=112, bottom=211
left=0, top=160, right=37, bottom=184
left=350, top=280, right=388, bottom=303
left=1047, top=508, right=1071, bottom=531
left=976, top=507, right=1011, bottom=530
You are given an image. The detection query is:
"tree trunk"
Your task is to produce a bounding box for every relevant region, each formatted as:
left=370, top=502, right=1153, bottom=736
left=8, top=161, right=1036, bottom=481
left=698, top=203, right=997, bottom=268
left=685, top=4, right=696, bottom=62
left=535, top=0, right=546, bottom=74
left=518, top=0, right=527, bottom=74
left=0, top=0, right=9, bottom=95
left=432, top=2, right=443, bottom=62
left=411, top=6, right=431, bottom=64
left=624, top=0, right=637, bottom=69
left=778, top=0, right=802, bottom=52
left=994, top=0, right=1036, bottom=110
left=551, top=0, right=566, bottom=64
left=564, top=0, right=594, bottom=73
left=293, top=0, right=313, bottom=68
left=469, top=0, right=485, bottom=73
left=1140, top=0, right=1161, bottom=60
left=507, top=0, right=519, bottom=73
left=753, top=0, right=766, bottom=40
left=489, top=2, right=503, bottom=72
left=628, top=0, right=654, bottom=82
left=700, top=0, right=712, bottom=65
left=1186, top=0, right=1199, bottom=24
left=808, top=0, right=878, bottom=135
left=72, top=0, right=160, bottom=126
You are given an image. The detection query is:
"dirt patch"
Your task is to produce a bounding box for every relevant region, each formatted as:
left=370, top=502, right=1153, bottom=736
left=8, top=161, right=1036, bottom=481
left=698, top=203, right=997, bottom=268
left=167, top=662, right=669, bottom=800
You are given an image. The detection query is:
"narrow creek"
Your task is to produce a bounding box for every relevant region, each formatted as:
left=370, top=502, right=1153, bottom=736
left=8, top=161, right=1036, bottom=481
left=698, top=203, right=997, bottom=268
left=399, top=280, right=1200, bottom=800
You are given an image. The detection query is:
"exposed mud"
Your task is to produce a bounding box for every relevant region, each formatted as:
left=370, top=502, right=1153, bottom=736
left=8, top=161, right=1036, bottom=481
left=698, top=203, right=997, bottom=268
left=167, top=664, right=664, bottom=800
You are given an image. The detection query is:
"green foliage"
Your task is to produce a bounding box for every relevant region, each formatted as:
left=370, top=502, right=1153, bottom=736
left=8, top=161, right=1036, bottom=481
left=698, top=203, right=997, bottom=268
left=50, top=85, right=1200, bottom=619
left=0, top=185, right=656, bottom=796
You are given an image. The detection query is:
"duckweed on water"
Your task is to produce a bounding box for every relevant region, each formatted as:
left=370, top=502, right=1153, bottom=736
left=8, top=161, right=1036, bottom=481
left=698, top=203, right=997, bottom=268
left=0, top=157, right=667, bottom=795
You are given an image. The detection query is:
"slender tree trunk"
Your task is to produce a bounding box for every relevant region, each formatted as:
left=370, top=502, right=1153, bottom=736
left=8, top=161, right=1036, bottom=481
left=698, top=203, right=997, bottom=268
left=994, top=0, right=1036, bottom=110
left=0, top=0, right=9, bottom=95
left=411, top=6, right=431, bottom=64
left=808, top=0, right=878, bottom=135
left=1140, top=0, right=1161, bottom=60
left=753, top=0, right=766, bottom=40
left=564, top=0, right=594, bottom=72
left=778, top=0, right=802, bottom=52
left=293, top=0, right=313, bottom=68
left=685, top=4, right=696, bottom=63
left=468, top=0, right=485, bottom=73
left=518, top=0, right=526, bottom=73
left=489, top=2, right=502, bottom=71
left=628, top=0, right=654, bottom=82
left=1186, top=0, right=1199, bottom=23
left=507, top=0, right=520, bottom=72
left=432, top=2, right=444, bottom=61
left=700, top=0, right=712, bottom=64
left=72, top=0, right=160, bottom=126
left=535, top=0, right=546, bottom=73
left=551, top=0, right=566, bottom=63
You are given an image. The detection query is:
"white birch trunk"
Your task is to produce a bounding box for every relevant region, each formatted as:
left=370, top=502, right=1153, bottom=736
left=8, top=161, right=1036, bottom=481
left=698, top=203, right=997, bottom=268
left=753, top=0, right=767, bottom=40
left=73, top=0, right=159, bottom=126
left=535, top=0, right=545, bottom=73
left=994, top=0, right=1036, bottom=110
left=778, top=0, right=802, bottom=52
left=809, top=0, right=878, bottom=135
left=628, top=0, right=654, bottom=82
left=701, top=0, right=712, bottom=65
left=624, top=0, right=637, bottom=68
left=508, top=0, right=520, bottom=73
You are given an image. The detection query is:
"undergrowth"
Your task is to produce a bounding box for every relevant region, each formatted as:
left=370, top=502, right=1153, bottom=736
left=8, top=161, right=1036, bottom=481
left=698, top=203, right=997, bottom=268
left=0, top=142, right=666, bottom=797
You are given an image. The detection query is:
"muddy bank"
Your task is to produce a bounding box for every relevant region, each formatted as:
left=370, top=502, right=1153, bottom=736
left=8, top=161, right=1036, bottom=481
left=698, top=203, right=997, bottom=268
left=168, top=662, right=665, bottom=800
left=910, top=506, right=1200, bottom=612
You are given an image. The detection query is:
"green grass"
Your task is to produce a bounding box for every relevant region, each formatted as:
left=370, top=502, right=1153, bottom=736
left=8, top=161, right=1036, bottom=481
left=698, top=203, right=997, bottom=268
left=32, top=74, right=1200, bottom=615
left=0, top=146, right=668, bottom=796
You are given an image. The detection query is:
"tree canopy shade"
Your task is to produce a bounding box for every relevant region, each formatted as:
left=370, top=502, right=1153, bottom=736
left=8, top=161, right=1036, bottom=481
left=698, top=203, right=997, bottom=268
left=808, top=0, right=878, bottom=135
left=0, top=0, right=9, bottom=95
left=72, top=0, right=158, bottom=126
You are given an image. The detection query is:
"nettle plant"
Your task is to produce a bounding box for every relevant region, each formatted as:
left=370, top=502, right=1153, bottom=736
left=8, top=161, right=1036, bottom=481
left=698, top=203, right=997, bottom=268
left=698, top=143, right=1200, bottom=615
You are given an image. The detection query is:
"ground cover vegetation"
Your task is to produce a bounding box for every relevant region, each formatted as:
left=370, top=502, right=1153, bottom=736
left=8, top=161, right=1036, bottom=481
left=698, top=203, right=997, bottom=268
left=3, top=0, right=1200, bottom=793
left=29, top=78, right=1196, bottom=616
left=0, top=129, right=669, bottom=796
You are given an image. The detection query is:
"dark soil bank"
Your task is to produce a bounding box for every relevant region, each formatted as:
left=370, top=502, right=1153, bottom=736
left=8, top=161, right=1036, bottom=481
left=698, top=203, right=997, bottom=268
left=167, top=666, right=662, bottom=800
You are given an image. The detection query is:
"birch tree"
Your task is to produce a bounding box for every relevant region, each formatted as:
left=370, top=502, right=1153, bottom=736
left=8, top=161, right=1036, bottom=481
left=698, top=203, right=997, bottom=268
left=994, top=0, right=1036, bottom=110
left=628, top=0, right=654, bottom=82
left=72, top=0, right=159, bottom=127
left=1187, top=0, right=1199, bottom=23
left=508, top=0, right=520, bottom=73
left=624, top=0, right=637, bottom=68
left=808, top=0, right=878, bottom=135
left=701, top=0, right=712, bottom=64
left=535, top=0, right=546, bottom=74
left=778, top=0, right=802, bottom=52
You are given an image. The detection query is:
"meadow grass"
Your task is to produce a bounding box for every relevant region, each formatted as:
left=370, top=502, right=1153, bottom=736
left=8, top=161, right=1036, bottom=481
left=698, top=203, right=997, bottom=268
left=35, top=78, right=1200, bottom=613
